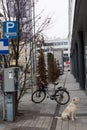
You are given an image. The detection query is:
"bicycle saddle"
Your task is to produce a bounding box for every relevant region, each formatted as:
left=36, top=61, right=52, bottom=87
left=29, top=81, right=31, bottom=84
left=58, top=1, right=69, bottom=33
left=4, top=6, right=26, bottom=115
left=53, top=82, right=59, bottom=85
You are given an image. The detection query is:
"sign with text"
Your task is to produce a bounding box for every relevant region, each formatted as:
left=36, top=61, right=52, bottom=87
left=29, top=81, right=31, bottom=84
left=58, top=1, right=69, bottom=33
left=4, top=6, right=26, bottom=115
left=3, top=21, right=18, bottom=39
left=0, top=39, right=9, bottom=54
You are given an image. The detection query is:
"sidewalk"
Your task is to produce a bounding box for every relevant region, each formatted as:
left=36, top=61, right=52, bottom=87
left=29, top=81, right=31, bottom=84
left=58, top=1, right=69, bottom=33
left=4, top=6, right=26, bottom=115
left=57, top=72, right=87, bottom=130
left=0, top=71, right=87, bottom=130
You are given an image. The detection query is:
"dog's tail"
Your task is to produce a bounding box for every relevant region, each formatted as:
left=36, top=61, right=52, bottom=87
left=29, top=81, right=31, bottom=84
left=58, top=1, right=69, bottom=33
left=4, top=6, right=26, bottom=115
left=55, top=116, right=62, bottom=120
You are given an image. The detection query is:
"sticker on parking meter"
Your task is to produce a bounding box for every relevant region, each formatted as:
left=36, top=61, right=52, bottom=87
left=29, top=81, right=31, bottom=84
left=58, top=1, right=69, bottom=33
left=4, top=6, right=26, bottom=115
left=9, top=71, right=13, bottom=79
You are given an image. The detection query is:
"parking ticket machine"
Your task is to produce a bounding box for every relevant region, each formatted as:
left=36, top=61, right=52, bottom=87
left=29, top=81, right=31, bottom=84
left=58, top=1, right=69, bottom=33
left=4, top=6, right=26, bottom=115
left=3, top=67, right=19, bottom=121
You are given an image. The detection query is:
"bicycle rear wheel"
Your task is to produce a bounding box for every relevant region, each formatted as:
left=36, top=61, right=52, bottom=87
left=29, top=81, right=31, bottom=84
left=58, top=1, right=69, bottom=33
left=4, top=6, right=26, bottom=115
left=55, top=89, right=70, bottom=105
left=31, top=90, right=46, bottom=103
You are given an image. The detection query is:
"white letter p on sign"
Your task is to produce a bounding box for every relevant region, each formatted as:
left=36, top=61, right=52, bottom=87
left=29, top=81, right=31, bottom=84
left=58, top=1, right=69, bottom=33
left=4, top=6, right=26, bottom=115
left=7, top=22, right=14, bottom=33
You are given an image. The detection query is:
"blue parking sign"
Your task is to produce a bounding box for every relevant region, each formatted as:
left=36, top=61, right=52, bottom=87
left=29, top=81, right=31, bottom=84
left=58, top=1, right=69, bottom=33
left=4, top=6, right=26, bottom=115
left=3, top=21, right=18, bottom=39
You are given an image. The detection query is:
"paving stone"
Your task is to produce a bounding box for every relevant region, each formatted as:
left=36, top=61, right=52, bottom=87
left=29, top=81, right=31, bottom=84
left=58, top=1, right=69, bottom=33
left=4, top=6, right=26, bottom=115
left=1, top=71, right=87, bottom=130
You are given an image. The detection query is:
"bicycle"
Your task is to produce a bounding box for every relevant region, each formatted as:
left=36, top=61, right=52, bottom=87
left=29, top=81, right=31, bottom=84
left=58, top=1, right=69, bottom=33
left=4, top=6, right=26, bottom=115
left=31, top=81, right=70, bottom=105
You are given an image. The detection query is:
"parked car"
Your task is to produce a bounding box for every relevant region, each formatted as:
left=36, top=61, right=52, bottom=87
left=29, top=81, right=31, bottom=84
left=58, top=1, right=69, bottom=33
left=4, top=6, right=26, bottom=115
left=66, top=61, right=71, bottom=71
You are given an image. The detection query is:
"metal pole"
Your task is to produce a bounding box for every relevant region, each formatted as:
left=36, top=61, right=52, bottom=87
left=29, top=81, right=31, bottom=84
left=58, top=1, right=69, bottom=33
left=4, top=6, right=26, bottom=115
left=33, top=0, right=36, bottom=73
left=32, top=0, right=36, bottom=87
left=2, top=55, right=5, bottom=120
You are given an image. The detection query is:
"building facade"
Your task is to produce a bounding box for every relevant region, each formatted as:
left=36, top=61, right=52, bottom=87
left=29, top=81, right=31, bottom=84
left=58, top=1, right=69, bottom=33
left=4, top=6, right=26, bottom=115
left=70, top=0, right=87, bottom=89
left=68, top=0, right=76, bottom=44
left=44, top=39, right=70, bottom=65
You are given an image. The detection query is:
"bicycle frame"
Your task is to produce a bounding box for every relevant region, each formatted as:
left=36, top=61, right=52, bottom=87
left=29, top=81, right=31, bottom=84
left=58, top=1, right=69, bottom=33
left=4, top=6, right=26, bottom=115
left=43, top=84, right=57, bottom=98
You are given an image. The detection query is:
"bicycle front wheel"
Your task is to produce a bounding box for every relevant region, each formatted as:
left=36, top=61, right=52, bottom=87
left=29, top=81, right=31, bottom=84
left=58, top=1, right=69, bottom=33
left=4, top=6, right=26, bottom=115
left=55, top=89, right=70, bottom=105
left=31, top=90, right=46, bottom=103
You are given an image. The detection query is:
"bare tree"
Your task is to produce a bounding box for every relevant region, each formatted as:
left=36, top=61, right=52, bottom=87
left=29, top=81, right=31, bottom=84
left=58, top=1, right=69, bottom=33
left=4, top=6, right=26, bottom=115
left=0, top=0, right=51, bottom=113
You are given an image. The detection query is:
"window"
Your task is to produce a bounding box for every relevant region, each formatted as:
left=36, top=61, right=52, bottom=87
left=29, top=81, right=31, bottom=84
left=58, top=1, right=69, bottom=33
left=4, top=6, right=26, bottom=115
left=64, top=48, right=68, bottom=51
left=63, top=56, right=69, bottom=62
left=64, top=42, right=68, bottom=45
left=64, top=54, right=68, bottom=56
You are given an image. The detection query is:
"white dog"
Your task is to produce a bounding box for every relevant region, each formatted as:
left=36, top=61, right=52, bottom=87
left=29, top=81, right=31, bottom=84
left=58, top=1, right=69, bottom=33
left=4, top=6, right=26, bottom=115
left=55, top=97, right=80, bottom=121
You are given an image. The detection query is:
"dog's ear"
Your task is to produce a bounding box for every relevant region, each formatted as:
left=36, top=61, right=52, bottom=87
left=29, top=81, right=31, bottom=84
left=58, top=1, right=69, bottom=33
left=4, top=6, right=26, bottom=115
left=72, top=97, right=79, bottom=104
left=72, top=98, right=76, bottom=102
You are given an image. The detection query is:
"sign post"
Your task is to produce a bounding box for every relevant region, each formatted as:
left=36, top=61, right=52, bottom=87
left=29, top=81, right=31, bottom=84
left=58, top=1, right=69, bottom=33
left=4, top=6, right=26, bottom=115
left=0, top=39, right=9, bottom=120
left=1, top=21, right=18, bottom=121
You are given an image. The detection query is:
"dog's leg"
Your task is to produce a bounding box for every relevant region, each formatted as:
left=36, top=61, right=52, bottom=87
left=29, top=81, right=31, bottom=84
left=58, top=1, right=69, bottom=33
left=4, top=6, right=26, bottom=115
left=74, top=112, right=78, bottom=120
left=74, top=112, right=76, bottom=119
left=71, top=112, right=74, bottom=121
